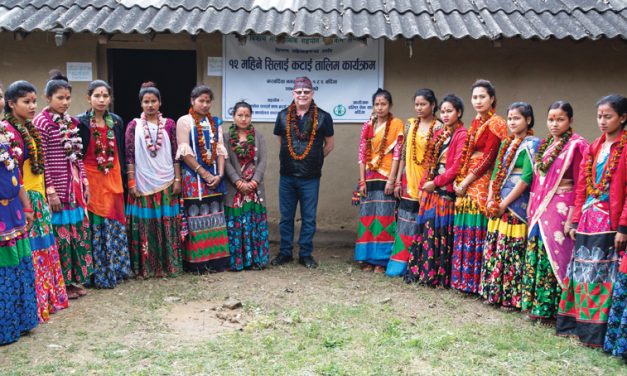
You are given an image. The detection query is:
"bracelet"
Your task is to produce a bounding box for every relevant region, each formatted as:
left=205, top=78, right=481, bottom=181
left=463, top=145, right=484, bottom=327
left=174, top=178, right=181, bottom=182
left=23, top=207, right=33, bottom=213
left=194, top=165, right=202, bottom=173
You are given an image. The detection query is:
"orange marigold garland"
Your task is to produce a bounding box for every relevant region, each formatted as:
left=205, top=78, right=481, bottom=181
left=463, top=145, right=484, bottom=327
left=189, top=107, right=218, bottom=167
left=487, top=135, right=525, bottom=218
left=410, top=117, right=437, bottom=166
left=423, top=122, right=459, bottom=182
left=365, top=114, right=393, bottom=171
left=455, top=111, right=494, bottom=185
left=286, top=103, right=318, bottom=161
left=535, top=127, right=572, bottom=175
left=585, top=129, right=627, bottom=199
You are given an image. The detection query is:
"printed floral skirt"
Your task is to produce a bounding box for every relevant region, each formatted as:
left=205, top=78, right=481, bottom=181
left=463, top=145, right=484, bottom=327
left=225, top=201, right=269, bottom=271
left=521, top=225, right=563, bottom=318
left=88, top=213, right=131, bottom=289
left=51, top=204, right=92, bottom=285
left=604, top=271, right=627, bottom=357
left=451, top=196, right=488, bottom=293
left=27, top=191, right=68, bottom=322
left=0, top=233, right=38, bottom=345
left=386, top=197, right=419, bottom=277
left=355, top=180, right=397, bottom=266
left=404, top=190, right=455, bottom=287
left=480, top=211, right=527, bottom=308
left=557, top=204, right=621, bottom=347
left=126, top=184, right=182, bottom=278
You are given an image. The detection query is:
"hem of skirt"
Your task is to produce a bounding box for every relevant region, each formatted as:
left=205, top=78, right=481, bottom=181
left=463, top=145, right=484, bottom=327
left=183, top=258, right=230, bottom=273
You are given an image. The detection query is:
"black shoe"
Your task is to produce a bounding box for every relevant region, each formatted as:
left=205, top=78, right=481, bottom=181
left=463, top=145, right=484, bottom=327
left=271, top=254, right=294, bottom=266
left=298, top=256, right=318, bottom=269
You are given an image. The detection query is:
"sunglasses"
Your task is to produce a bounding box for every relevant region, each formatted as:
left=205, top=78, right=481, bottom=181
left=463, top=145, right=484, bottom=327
left=293, top=90, right=312, bottom=96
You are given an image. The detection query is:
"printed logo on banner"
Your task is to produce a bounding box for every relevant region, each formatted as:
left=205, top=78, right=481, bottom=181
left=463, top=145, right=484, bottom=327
left=222, top=35, right=384, bottom=123
left=333, top=104, right=347, bottom=117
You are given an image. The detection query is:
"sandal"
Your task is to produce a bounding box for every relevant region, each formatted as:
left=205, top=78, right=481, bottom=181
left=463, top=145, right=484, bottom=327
left=373, top=265, right=386, bottom=274
left=66, top=285, right=80, bottom=300
left=360, top=263, right=374, bottom=272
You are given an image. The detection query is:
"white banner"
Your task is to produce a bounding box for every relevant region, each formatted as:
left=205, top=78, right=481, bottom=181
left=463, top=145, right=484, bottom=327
left=222, top=35, right=384, bottom=123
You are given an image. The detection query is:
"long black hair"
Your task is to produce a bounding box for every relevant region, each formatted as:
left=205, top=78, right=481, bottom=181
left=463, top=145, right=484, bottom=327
left=4, top=80, right=37, bottom=114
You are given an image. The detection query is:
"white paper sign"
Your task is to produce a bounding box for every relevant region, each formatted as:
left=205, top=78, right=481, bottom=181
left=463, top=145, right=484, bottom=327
left=223, top=35, right=384, bottom=122
left=66, top=62, right=93, bottom=82
left=207, top=57, right=223, bottom=76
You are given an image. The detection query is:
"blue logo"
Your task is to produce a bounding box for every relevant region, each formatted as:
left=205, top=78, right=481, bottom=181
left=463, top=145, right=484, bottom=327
left=333, top=104, right=347, bottom=117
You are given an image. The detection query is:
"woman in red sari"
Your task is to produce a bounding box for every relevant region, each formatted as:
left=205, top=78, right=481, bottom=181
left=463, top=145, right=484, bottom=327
left=451, top=79, right=507, bottom=293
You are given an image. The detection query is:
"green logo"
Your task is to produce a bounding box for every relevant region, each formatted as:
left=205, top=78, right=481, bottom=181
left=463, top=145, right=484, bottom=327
left=333, top=104, right=347, bottom=117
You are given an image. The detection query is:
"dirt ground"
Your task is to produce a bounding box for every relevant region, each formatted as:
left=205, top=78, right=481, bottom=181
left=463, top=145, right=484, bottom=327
left=1, top=241, right=624, bottom=375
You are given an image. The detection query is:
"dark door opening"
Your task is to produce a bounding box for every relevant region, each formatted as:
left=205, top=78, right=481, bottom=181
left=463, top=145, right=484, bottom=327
left=107, top=49, right=197, bottom=125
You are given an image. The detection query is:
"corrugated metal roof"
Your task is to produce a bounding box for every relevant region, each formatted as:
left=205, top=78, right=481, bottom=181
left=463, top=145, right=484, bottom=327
left=0, top=0, right=625, bottom=40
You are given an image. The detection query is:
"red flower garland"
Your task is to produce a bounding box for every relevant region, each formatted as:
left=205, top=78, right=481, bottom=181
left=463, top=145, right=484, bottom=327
left=189, top=107, right=218, bottom=167
left=487, top=135, right=524, bottom=218
left=456, top=111, right=494, bottom=184
left=4, top=113, right=45, bottom=174
left=286, top=103, right=318, bottom=161
left=366, top=114, right=393, bottom=171
left=410, top=118, right=437, bottom=166
left=585, top=130, right=627, bottom=199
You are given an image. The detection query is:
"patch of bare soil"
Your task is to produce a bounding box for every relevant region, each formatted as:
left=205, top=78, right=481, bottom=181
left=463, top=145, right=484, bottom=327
left=164, top=300, right=247, bottom=340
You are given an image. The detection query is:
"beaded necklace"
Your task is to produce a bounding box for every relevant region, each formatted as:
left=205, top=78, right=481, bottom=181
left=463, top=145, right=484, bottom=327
left=456, top=111, right=494, bottom=184
left=189, top=107, right=218, bottom=167
left=141, top=112, right=165, bottom=158
left=229, top=123, right=256, bottom=161
left=89, top=111, right=116, bottom=174
left=534, top=127, right=572, bottom=175
left=585, top=129, right=627, bottom=199
left=286, top=102, right=318, bottom=161
left=4, top=113, right=45, bottom=174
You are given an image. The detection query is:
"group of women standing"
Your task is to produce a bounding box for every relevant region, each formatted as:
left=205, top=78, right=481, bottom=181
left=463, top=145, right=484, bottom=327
left=0, top=74, right=269, bottom=345
left=355, top=80, right=627, bottom=357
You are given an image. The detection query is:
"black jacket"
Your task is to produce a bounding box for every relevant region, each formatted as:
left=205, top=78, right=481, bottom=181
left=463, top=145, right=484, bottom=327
left=77, top=111, right=128, bottom=192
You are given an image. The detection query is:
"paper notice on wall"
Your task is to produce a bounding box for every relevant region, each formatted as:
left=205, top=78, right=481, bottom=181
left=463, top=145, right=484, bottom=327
left=207, top=57, right=223, bottom=76
left=66, top=62, right=93, bottom=82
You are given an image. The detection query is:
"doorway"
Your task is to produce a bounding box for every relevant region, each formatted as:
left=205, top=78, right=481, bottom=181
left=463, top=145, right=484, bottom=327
left=107, top=49, right=197, bottom=125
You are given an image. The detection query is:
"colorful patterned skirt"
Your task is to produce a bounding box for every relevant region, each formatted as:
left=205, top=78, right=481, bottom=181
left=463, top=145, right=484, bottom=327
left=27, top=191, right=68, bottom=322
left=521, top=224, right=563, bottom=318
left=604, top=271, right=627, bottom=357
left=181, top=193, right=230, bottom=273
left=386, top=197, right=419, bottom=277
left=451, top=196, right=488, bottom=293
left=556, top=204, right=621, bottom=347
left=51, top=204, right=92, bottom=285
left=0, top=233, right=38, bottom=345
left=404, top=189, right=456, bottom=286
left=355, top=180, right=397, bottom=266
left=225, top=201, right=269, bottom=271
left=480, top=212, right=527, bottom=308
left=126, top=184, right=182, bottom=278
left=88, top=213, right=131, bottom=288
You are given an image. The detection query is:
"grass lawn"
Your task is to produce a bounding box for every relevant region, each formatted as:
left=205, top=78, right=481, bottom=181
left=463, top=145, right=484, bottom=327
left=1, top=246, right=624, bottom=375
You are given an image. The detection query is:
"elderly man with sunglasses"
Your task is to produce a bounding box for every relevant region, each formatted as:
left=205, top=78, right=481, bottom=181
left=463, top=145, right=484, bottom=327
left=272, top=76, right=335, bottom=268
